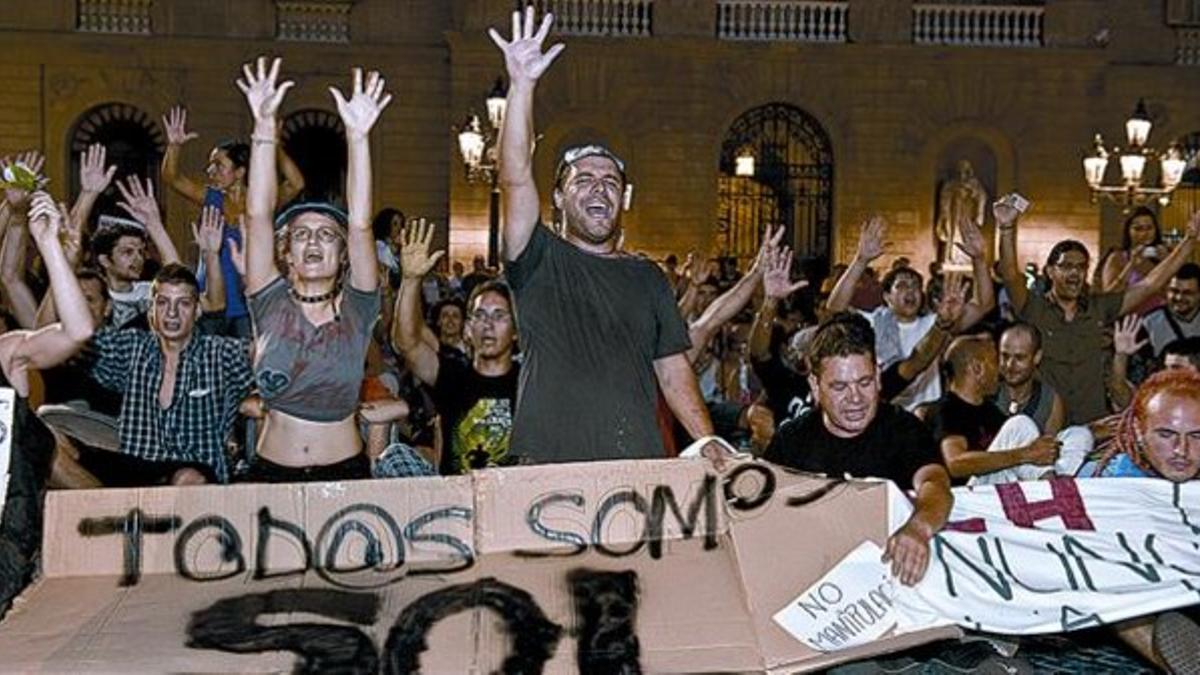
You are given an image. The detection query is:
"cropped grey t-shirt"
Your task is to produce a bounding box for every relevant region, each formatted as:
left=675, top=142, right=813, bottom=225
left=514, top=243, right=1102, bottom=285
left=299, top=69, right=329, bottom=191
left=247, top=276, right=380, bottom=422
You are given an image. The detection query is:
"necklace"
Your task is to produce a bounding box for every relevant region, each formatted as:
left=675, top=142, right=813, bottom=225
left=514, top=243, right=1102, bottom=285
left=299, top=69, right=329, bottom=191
left=289, top=286, right=338, bottom=303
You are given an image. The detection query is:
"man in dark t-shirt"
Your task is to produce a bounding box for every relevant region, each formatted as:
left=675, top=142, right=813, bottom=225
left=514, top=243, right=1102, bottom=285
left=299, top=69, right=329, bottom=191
left=927, top=334, right=1065, bottom=486
left=490, top=10, right=720, bottom=464
left=763, top=313, right=952, bottom=586
left=392, top=221, right=519, bottom=474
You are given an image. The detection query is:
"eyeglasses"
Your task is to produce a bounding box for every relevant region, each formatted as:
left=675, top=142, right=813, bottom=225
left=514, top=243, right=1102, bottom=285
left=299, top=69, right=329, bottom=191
left=289, top=227, right=341, bottom=244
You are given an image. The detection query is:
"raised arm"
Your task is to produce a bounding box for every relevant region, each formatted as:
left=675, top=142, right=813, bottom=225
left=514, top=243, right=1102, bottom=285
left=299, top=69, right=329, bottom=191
left=686, top=228, right=789, bottom=364
left=70, top=143, right=116, bottom=228
left=827, top=215, right=885, bottom=314
left=994, top=198, right=1028, bottom=313
left=490, top=7, right=565, bottom=260
left=160, top=106, right=206, bottom=205
left=0, top=193, right=95, bottom=376
left=115, top=175, right=179, bottom=265
left=34, top=190, right=86, bottom=328
left=892, top=281, right=964, bottom=382
left=193, top=206, right=226, bottom=314
left=1108, top=314, right=1147, bottom=411
left=0, top=202, right=37, bottom=328
left=330, top=67, right=391, bottom=292
left=237, top=56, right=294, bottom=294
left=277, top=145, right=306, bottom=206
left=0, top=152, right=46, bottom=328
left=953, top=218, right=995, bottom=330
left=1121, top=211, right=1200, bottom=316
left=391, top=219, right=443, bottom=386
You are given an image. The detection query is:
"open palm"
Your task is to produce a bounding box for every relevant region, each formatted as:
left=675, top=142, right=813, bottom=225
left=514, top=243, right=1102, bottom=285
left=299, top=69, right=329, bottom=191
left=489, top=7, right=565, bottom=84
left=330, top=68, right=392, bottom=139
left=236, top=56, right=294, bottom=123
left=399, top=218, right=445, bottom=279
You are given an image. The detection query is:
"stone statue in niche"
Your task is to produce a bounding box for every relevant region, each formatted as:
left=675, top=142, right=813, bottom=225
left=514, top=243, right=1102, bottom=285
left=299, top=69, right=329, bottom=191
left=935, top=159, right=988, bottom=271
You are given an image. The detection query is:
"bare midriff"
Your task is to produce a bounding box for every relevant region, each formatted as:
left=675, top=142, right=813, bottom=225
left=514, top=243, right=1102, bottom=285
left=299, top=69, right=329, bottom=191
left=257, top=408, right=362, bottom=467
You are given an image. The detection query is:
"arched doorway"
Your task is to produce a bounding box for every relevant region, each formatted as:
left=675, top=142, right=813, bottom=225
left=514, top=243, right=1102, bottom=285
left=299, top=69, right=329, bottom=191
left=282, top=109, right=346, bottom=205
left=717, top=103, right=834, bottom=266
left=68, top=102, right=164, bottom=227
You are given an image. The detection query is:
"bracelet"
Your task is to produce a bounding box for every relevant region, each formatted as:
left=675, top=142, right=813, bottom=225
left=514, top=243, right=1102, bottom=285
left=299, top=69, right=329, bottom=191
left=251, top=135, right=276, bottom=145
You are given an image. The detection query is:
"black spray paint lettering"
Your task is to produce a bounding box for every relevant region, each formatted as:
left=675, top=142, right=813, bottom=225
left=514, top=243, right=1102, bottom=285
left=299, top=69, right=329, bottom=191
left=80, top=502, right=474, bottom=589
left=77, top=509, right=182, bottom=586
left=569, top=569, right=642, bottom=675
left=518, top=479, right=719, bottom=560
left=186, top=569, right=639, bottom=674
left=187, top=588, right=381, bottom=674
left=382, top=577, right=563, bottom=674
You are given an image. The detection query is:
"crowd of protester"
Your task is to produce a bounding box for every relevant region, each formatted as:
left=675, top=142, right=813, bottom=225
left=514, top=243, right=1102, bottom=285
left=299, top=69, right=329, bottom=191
left=0, top=7, right=1197, bottom=671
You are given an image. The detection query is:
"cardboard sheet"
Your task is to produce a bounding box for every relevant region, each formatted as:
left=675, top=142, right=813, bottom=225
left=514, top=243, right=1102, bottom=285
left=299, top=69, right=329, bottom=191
left=0, top=459, right=958, bottom=673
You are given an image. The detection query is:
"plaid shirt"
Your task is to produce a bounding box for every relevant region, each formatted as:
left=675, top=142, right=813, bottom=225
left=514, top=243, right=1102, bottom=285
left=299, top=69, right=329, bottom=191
left=90, top=328, right=253, bottom=482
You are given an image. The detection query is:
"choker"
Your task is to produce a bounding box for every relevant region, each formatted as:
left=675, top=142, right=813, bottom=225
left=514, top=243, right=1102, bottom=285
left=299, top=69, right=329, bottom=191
left=289, top=286, right=338, bottom=303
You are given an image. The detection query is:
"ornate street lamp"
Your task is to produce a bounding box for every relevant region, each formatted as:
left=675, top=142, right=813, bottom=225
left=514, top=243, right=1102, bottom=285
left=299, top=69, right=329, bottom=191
left=1083, top=99, right=1187, bottom=208
left=456, top=77, right=508, bottom=267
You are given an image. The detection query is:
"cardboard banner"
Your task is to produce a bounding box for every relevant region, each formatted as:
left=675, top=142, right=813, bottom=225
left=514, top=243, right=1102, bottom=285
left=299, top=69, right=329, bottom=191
left=0, top=459, right=957, bottom=673
left=893, top=477, right=1200, bottom=635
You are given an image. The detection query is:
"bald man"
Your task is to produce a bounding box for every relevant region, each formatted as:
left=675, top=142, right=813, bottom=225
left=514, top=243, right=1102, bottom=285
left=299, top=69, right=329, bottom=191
left=925, top=335, right=1091, bottom=485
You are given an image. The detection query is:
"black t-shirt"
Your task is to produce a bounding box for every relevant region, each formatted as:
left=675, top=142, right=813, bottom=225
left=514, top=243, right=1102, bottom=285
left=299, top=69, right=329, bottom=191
left=432, top=353, right=519, bottom=475
left=762, top=403, right=941, bottom=490
left=505, top=224, right=691, bottom=463
left=925, top=392, right=1008, bottom=486
left=753, top=355, right=811, bottom=425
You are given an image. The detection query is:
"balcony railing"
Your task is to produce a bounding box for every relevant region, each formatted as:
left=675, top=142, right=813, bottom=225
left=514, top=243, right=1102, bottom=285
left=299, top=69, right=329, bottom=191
left=528, top=0, right=654, bottom=37
left=77, top=0, right=152, bottom=34
left=1180, top=28, right=1200, bottom=65
left=716, top=0, right=847, bottom=42
left=276, top=1, right=352, bottom=43
left=914, top=3, right=1043, bottom=47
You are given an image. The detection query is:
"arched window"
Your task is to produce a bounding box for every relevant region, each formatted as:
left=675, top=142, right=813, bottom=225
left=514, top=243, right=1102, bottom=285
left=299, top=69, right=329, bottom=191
left=68, top=103, right=164, bottom=227
left=282, top=109, right=346, bottom=205
left=717, top=103, right=834, bottom=266
left=1162, top=131, right=1200, bottom=238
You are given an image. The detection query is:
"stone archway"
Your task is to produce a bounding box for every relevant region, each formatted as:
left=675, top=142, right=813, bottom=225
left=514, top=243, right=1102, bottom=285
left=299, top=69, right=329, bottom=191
left=282, top=109, right=346, bottom=205
left=717, top=103, right=834, bottom=265
left=68, top=102, right=164, bottom=227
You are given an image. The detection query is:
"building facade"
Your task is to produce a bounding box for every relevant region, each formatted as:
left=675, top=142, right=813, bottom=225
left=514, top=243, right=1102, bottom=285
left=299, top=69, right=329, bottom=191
left=1, top=0, right=1198, bottom=276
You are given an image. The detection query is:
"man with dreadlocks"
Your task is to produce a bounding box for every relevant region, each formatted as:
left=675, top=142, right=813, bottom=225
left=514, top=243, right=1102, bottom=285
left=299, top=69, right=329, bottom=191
left=1086, top=368, right=1200, bottom=673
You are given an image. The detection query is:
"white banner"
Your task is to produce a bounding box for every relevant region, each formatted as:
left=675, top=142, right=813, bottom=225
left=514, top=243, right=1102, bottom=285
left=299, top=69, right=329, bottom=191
left=888, top=477, right=1200, bottom=636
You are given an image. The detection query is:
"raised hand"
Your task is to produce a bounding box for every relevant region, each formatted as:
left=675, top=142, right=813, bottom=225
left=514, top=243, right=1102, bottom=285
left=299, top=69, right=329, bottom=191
left=329, top=68, right=393, bottom=140
left=161, top=106, right=200, bottom=146
left=956, top=218, right=986, bottom=259
left=2, top=150, right=47, bottom=208
left=855, top=215, right=887, bottom=263
left=993, top=197, right=1020, bottom=230
left=236, top=56, right=294, bottom=124
left=1186, top=209, right=1200, bottom=241
left=228, top=216, right=248, bottom=278
left=488, top=6, right=565, bottom=85
left=192, top=205, right=224, bottom=257
left=1112, top=314, right=1148, bottom=356
left=27, top=191, right=65, bottom=244
left=762, top=243, right=809, bottom=301
left=399, top=218, right=445, bottom=280
left=936, top=274, right=969, bottom=327
left=79, top=143, right=117, bottom=194
left=749, top=224, right=786, bottom=274
left=115, top=175, right=163, bottom=230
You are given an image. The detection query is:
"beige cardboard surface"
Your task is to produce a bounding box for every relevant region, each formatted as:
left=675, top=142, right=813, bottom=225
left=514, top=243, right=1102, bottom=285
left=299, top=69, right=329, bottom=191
left=0, top=459, right=957, bottom=673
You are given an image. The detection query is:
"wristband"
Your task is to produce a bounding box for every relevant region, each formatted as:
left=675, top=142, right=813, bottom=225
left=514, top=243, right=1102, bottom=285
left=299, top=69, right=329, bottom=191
left=251, top=135, right=276, bottom=145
